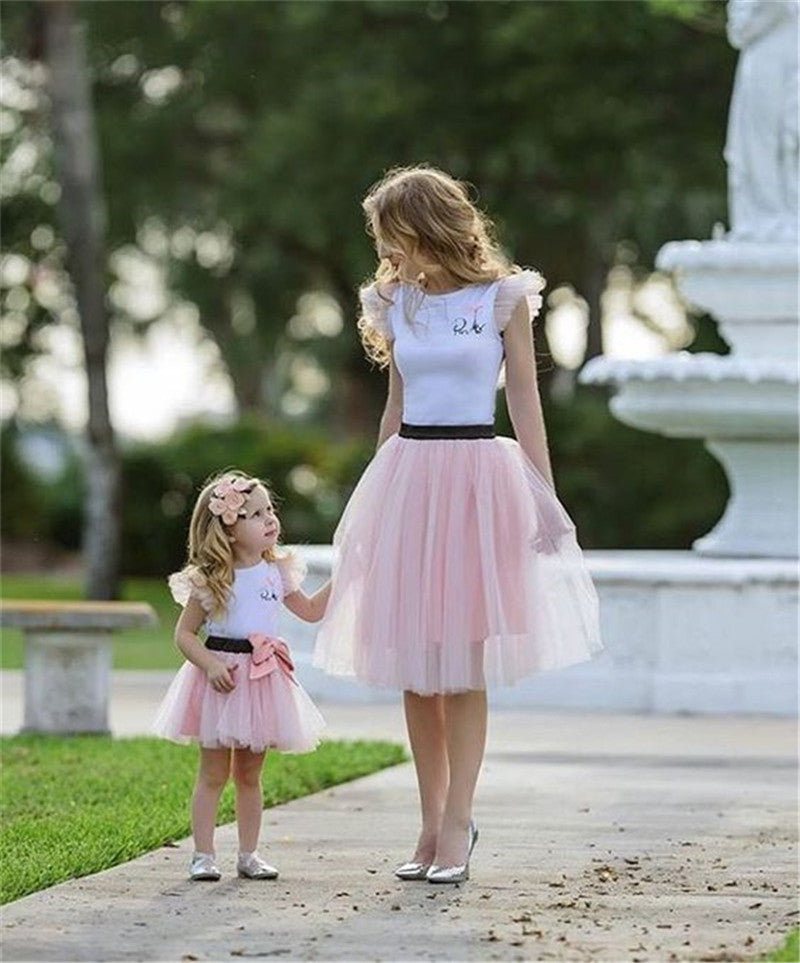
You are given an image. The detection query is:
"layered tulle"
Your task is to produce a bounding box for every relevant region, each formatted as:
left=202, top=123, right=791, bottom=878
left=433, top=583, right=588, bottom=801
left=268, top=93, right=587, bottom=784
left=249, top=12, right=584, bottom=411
left=312, top=434, right=603, bottom=694
left=151, top=649, right=326, bottom=753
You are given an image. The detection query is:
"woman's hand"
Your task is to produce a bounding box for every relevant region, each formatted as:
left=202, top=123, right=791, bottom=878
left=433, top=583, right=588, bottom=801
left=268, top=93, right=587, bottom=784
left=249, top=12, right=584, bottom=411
left=205, top=659, right=238, bottom=693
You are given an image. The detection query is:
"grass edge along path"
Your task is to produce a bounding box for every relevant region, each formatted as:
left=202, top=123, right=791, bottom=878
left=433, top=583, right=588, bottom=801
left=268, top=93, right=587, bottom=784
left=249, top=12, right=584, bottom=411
left=762, top=927, right=799, bottom=963
left=1, top=734, right=407, bottom=905
left=3, top=735, right=796, bottom=960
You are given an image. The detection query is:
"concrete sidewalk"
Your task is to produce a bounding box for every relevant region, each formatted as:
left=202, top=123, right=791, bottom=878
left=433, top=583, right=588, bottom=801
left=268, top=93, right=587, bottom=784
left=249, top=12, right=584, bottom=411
left=1, top=672, right=797, bottom=961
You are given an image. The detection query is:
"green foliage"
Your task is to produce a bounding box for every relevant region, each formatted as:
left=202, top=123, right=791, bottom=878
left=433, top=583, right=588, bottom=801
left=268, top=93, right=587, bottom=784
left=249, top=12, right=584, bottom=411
left=0, top=422, right=46, bottom=540
left=686, top=311, right=731, bottom=356
left=0, top=423, right=86, bottom=551
left=0, top=733, right=408, bottom=904
left=2, top=380, right=731, bottom=579
left=0, top=414, right=372, bottom=577
left=121, top=413, right=373, bottom=575
left=2, top=0, right=736, bottom=417
left=646, top=0, right=727, bottom=34
left=1, top=0, right=738, bottom=571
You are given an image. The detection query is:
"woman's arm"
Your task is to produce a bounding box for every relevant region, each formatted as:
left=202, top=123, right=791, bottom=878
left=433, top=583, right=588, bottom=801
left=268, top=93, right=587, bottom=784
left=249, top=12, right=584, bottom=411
left=502, top=300, right=556, bottom=489
left=376, top=346, right=403, bottom=448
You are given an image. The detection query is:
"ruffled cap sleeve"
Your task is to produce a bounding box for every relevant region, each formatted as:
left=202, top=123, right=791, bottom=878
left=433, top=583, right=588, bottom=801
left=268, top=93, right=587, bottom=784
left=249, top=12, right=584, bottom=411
left=494, top=270, right=546, bottom=332
left=167, top=565, right=216, bottom=614
left=275, top=550, right=308, bottom=596
left=358, top=282, right=395, bottom=339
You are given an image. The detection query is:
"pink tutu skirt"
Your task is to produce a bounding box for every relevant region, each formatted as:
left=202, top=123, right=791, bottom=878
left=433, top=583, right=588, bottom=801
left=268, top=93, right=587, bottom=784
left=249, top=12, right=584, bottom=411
left=313, top=433, right=603, bottom=694
left=151, top=648, right=327, bottom=754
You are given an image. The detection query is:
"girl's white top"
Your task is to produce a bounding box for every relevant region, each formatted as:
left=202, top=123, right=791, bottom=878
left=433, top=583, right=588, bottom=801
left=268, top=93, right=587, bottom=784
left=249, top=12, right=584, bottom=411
left=168, top=554, right=307, bottom=638
left=359, top=270, right=545, bottom=426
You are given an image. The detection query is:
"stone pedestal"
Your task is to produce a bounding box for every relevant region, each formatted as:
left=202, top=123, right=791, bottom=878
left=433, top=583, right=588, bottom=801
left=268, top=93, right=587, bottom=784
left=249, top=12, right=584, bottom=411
left=1, top=601, right=157, bottom=735
left=23, top=632, right=114, bottom=734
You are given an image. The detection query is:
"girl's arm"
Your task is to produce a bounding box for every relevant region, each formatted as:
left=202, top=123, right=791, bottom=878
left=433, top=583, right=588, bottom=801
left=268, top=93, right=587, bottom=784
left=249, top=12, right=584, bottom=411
left=376, top=348, right=403, bottom=447
left=503, top=300, right=556, bottom=489
left=283, top=579, right=333, bottom=623
left=174, top=597, right=237, bottom=691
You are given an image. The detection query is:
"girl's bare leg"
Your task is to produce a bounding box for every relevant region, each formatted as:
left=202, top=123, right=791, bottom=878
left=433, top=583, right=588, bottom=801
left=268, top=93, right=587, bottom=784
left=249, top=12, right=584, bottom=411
left=232, top=748, right=267, bottom=853
left=433, top=688, right=487, bottom=866
left=402, top=690, right=450, bottom=863
left=192, top=747, right=231, bottom=853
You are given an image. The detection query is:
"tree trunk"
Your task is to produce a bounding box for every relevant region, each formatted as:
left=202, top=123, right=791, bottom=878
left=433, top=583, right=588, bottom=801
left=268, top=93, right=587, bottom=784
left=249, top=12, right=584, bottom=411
left=42, top=0, right=120, bottom=599
left=582, top=255, right=608, bottom=363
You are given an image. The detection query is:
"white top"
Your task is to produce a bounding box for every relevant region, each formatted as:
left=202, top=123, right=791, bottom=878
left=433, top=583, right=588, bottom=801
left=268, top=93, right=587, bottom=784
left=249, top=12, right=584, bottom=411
left=359, top=270, right=546, bottom=426
left=167, top=553, right=307, bottom=638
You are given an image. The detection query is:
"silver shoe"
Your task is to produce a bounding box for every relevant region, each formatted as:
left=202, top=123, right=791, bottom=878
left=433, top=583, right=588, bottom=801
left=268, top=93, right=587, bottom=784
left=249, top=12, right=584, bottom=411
left=188, top=851, right=221, bottom=881
left=426, top=820, right=479, bottom=884
left=394, top=860, right=432, bottom=881
left=237, top=850, right=279, bottom=880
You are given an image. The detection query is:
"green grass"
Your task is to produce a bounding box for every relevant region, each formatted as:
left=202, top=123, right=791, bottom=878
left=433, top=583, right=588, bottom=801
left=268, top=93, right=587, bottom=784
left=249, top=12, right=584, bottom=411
left=1, top=734, right=407, bottom=905
left=1, top=574, right=187, bottom=670
left=763, top=928, right=799, bottom=962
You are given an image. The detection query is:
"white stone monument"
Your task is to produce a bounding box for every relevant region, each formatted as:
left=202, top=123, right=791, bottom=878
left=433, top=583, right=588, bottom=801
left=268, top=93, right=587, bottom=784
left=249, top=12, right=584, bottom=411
left=572, top=0, right=799, bottom=712
left=583, top=0, right=799, bottom=559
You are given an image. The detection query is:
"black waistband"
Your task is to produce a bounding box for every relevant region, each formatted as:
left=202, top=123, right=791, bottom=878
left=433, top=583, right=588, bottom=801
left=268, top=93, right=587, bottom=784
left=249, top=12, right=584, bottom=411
left=205, top=635, right=253, bottom=653
left=399, top=423, right=496, bottom=439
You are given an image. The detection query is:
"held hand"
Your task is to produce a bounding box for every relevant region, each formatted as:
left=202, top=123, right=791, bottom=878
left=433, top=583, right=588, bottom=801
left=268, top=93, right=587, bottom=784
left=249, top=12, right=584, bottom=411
left=317, top=580, right=333, bottom=620
left=206, top=659, right=238, bottom=693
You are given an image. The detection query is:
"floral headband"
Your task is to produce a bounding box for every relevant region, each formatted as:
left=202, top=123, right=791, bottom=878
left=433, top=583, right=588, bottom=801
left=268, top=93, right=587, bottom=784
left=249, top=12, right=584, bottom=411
left=208, top=475, right=255, bottom=526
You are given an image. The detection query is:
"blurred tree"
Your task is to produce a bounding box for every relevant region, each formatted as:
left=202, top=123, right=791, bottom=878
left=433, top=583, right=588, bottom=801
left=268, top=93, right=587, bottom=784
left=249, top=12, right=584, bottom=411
left=1, top=0, right=734, bottom=435
left=39, top=0, right=121, bottom=598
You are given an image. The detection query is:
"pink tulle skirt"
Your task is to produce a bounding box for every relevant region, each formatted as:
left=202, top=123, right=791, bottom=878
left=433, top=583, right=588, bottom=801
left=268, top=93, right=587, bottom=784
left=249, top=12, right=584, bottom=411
left=313, top=433, right=604, bottom=695
left=151, top=649, right=327, bottom=753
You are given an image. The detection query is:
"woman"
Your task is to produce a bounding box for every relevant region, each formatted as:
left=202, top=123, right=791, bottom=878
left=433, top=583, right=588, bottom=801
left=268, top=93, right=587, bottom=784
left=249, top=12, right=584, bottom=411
left=313, top=164, right=603, bottom=883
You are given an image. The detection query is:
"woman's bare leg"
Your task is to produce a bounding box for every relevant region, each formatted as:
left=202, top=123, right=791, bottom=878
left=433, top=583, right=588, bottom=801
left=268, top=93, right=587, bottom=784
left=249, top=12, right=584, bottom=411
left=192, top=747, right=231, bottom=853
left=402, top=690, right=449, bottom=863
left=433, top=688, right=488, bottom=866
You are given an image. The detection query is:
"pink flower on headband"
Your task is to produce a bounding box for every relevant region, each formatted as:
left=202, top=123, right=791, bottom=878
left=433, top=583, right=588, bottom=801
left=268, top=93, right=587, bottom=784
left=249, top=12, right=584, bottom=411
left=213, top=476, right=251, bottom=498
left=208, top=475, right=252, bottom=525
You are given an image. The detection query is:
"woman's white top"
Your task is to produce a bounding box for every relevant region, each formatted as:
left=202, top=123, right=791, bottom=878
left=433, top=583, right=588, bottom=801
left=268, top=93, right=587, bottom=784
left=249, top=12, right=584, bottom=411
left=167, top=554, right=307, bottom=638
left=359, top=270, right=545, bottom=426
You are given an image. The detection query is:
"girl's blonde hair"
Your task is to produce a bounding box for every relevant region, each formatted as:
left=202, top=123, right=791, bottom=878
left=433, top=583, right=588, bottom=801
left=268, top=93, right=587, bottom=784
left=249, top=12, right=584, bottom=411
left=358, top=164, right=524, bottom=368
left=173, top=468, right=284, bottom=618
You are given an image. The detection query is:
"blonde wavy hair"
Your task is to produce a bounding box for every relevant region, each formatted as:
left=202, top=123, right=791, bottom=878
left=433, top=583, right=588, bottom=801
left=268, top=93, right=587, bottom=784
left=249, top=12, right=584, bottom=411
left=358, top=164, right=524, bottom=368
left=172, top=468, right=285, bottom=619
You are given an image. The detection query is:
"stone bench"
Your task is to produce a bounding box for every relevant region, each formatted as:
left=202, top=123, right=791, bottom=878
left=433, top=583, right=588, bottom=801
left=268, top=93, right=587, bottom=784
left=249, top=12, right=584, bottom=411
left=0, top=600, right=158, bottom=735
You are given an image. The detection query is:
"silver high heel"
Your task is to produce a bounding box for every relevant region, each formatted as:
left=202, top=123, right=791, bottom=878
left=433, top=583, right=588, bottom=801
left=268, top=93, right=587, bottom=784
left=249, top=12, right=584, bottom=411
left=426, top=820, right=479, bottom=884
left=394, top=859, right=432, bottom=881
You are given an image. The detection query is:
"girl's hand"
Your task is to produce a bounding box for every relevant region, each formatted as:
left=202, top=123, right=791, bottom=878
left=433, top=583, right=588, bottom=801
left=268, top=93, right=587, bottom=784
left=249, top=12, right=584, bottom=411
left=206, top=659, right=238, bottom=692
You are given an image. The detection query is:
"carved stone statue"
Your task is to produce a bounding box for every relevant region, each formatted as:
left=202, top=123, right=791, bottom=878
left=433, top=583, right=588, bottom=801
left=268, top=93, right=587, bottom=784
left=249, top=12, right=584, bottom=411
left=723, top=0, right=799, bottom=241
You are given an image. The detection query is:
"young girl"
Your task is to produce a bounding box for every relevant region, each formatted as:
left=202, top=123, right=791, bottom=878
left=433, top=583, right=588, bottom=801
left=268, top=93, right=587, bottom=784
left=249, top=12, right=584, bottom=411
left=313, top=165, right=604, bottom=884
left=152, top=469, right=331, bottom=882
